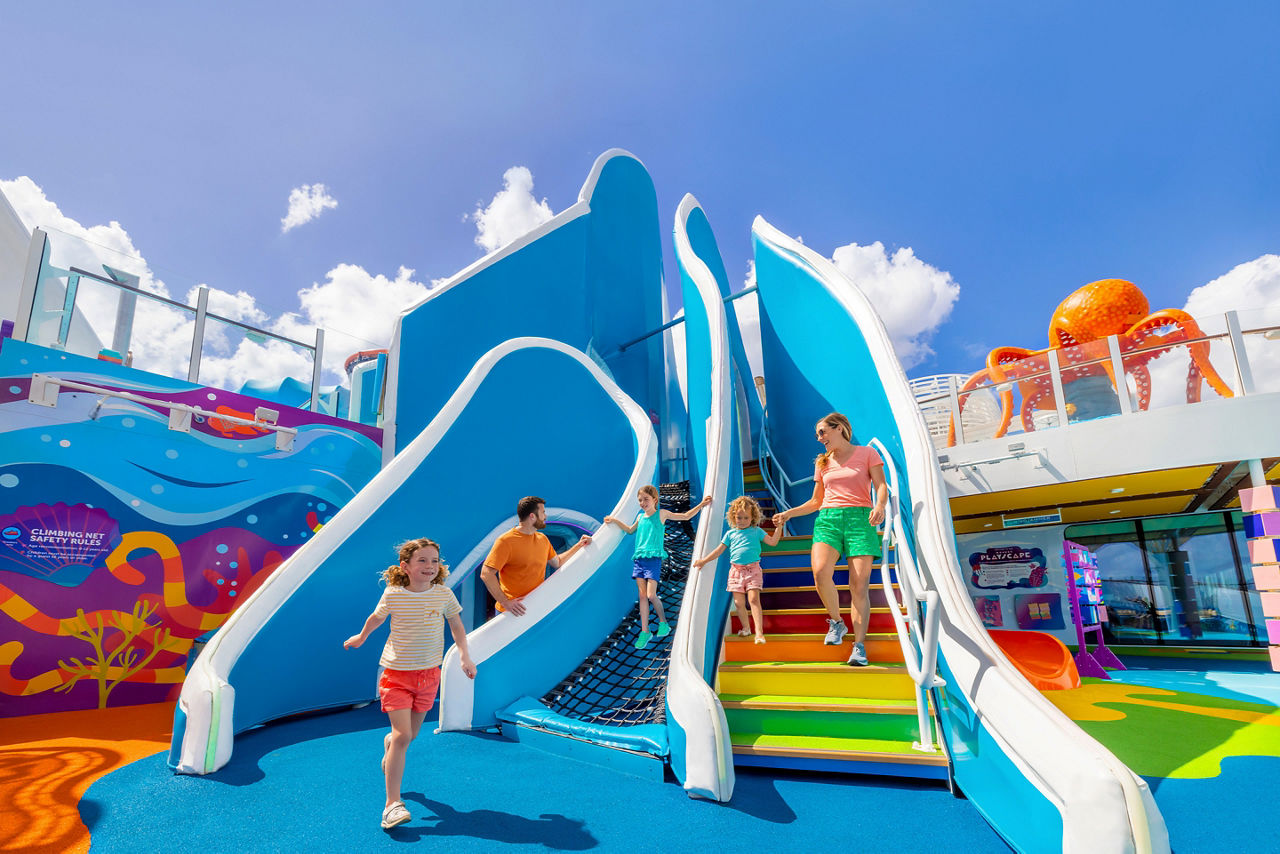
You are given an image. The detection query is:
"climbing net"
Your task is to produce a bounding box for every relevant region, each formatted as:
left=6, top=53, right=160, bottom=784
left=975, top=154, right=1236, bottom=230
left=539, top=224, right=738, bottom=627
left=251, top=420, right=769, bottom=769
left=539, top=482, right=696, bottom=726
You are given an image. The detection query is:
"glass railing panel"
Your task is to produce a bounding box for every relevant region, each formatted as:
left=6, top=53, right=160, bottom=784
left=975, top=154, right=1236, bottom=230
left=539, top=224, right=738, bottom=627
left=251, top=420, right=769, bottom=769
left=954, top=380, right=1008, bottom=443
left=1056, top=340, right=1120, bottom=426
left=99, top=282, right=198, bottom=378
left=1237, top=304, right=1280, bottom=395
left=197, top=312, right=316, bottom=403
left=1125, top=335, right=1224, bottom=413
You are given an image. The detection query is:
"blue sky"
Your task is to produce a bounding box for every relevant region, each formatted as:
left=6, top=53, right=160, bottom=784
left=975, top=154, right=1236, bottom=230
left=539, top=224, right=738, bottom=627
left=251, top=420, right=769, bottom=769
left=2, top=1, right=1277, bottom=382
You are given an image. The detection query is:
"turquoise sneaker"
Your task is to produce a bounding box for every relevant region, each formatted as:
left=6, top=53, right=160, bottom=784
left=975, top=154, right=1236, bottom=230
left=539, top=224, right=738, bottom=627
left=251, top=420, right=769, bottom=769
left=656, top=622, right=671, bottom=638
left=635, top=630, right=653, bottom=649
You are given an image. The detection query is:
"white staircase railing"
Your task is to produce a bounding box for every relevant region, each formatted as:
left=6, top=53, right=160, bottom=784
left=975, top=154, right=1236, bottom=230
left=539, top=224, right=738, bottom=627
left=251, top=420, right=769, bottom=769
left=868, top=437, right=944, bottom=754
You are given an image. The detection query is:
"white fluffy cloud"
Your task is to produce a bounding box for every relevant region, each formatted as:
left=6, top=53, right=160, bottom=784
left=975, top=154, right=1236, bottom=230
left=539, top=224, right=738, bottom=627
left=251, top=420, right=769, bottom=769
left=1144, top=254, right=1280, bottom=406
left=1, top=176, right=431, bottom=393
left=470, top=166, right=553, bottom=253
left=281, top=183, right=338, bottom=233
left=830, top=241, right=960, bottom=370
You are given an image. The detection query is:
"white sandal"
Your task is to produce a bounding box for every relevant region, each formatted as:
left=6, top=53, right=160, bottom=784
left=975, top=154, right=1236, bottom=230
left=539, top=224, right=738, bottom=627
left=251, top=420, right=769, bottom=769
left=381, top=801, right=411, bottom=830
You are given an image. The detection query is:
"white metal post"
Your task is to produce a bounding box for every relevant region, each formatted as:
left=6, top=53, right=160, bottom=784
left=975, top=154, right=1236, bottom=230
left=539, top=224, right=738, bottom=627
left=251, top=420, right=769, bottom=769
left=188, top=287, right=209, bottom=383
left=1106, top=335, right=1132, bottom=415
left=13, top=228, right=47, bottom=342
left=1047, top=348, right=1069, bottom=428
left=310, top=328, right=325, bottom=412
left=1224, top=310, right=1256, bottom=396
left=947, top=374, right=965, bottom=445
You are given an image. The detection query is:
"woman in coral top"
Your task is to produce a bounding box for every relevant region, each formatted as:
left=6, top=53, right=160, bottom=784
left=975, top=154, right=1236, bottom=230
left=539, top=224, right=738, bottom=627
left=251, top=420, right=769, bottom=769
left=772, top=412, right=887, bottom=666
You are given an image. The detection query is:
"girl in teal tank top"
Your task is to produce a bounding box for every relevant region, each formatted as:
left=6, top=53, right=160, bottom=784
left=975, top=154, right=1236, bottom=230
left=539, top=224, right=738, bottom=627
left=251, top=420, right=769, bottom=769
left=603, top=484, right=713, bottom=648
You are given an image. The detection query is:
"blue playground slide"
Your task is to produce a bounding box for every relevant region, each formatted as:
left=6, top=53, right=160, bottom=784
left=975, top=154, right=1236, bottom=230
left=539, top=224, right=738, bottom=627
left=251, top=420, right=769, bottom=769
left=659, top=195, right=744, bottom=801
left=171, top=152, right=737, bottom=801
left=749, top=217, right=1169, bottom=854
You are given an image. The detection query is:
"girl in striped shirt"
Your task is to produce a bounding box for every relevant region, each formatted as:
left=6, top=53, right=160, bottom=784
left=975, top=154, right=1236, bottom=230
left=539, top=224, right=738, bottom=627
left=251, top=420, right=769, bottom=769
left=344, top=538, right=476, bottom=830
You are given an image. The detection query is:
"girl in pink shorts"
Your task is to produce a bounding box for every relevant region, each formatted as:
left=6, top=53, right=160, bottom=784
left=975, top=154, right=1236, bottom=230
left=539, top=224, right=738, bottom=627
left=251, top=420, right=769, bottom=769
left=693, top=496, right=785, bottom=644
left=344, top=538, right=476, bottom=831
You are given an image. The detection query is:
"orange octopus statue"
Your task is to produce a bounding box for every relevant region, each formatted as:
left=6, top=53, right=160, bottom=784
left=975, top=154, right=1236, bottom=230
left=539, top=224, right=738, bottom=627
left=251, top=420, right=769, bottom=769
left=948, top=278, right=1233, bottom=445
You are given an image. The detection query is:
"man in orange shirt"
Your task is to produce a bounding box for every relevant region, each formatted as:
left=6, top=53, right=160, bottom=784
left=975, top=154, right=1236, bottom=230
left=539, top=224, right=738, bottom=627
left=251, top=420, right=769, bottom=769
left=481, top=495, right=592, bottom=616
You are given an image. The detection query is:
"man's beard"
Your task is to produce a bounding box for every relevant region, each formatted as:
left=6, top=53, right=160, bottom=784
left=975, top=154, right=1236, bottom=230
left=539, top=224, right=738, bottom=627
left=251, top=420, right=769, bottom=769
left=533, top=519, right=546, bottom=529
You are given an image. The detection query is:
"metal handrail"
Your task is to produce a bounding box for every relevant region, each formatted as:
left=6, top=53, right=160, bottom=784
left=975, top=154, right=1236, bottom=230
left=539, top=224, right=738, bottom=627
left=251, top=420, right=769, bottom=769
left=27, top=374, right=298, bottom=451
left=867, top=437, right=944, bottom=754
left=757, top=429, right=813, bottom=515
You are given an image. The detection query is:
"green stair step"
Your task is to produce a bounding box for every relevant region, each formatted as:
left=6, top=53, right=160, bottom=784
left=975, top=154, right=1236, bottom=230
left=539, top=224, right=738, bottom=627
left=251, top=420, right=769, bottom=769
left=719, top=693, right=923, bottom=713
left=725, top=705, right=922, bottom=742
left=730, top=732, right=947, bottom=766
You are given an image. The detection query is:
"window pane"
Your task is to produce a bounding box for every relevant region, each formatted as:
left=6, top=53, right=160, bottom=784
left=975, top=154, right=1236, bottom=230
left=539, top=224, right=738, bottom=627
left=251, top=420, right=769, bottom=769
left=1141, top=515, right=1254, bottom=645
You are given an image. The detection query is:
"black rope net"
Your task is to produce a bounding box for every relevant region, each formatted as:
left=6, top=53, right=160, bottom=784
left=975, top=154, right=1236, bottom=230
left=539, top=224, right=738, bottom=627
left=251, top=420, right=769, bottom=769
left=538, top=482, right=696, bottom=727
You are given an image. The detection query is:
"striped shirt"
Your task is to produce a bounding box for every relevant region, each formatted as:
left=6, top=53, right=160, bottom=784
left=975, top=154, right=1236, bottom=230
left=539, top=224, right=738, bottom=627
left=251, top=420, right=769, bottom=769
left=373, top=584, right=462, bottom=670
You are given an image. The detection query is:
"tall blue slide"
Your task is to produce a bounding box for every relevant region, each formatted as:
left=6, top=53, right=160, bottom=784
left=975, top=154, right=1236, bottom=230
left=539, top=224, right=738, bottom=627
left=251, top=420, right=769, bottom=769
left=171, top=152, right=738, bottom=801
left=750, top=217, right=1168, bottom=854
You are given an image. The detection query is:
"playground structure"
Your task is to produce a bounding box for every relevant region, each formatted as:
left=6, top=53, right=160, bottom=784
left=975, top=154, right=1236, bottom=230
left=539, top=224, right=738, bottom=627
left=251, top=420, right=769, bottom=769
left=947, top=278, right=1235, bottom=445
left=0, top=151, right=1178, bottom=852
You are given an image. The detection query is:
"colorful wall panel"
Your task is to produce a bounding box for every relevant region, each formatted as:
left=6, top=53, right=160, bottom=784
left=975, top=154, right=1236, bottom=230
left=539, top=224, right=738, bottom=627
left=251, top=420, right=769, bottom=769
left=0, top=339, right=382, bottom=716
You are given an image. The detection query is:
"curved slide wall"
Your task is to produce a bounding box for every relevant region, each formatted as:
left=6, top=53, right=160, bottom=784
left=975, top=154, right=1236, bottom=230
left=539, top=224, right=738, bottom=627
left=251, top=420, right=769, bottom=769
left=386, top=150, right=666, bottom=461
left=751, top=218, right=1168, bottom=854
left=663, top=196, right=740, bottom=800
left=172, top=339, right=649, bottom=774
left=435, top=342, right=657, bottom=731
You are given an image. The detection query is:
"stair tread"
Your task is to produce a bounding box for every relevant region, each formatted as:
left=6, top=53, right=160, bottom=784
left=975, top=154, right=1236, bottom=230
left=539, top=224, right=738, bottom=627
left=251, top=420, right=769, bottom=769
left=724, top=632, right=901, bottom=642
left=760, top=559, right=893, bottom=569
left=731, top=733, right=947, bottom=763
left=720, top=660, right=908, bottom=673
left=755, top=606, right=904, bottom=615
left=762, top=584, right=899, bottom=593
left=719, top=693, right=922, bottom=712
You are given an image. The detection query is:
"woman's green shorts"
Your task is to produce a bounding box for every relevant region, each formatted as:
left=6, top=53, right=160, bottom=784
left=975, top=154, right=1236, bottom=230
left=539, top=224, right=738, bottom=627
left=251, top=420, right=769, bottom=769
left=812, top=506, right=880, bottom=558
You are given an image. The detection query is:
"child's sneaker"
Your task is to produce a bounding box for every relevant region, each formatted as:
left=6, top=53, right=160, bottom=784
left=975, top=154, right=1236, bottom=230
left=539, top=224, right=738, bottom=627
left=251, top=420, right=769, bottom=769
left=381, top=801, right=411, bottom=830
left=635, top=630, right=653, bottom=649
left=847, top=641, right=869, bottom=666
left=656, top=622, right=671, bottom=638
left=823, top=618, right=848, bottom=645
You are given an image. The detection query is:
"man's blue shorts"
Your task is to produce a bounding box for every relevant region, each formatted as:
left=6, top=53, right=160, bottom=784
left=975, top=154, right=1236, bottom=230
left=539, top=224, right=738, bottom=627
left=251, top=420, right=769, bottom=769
left=632, top=556, right=662, bottom=581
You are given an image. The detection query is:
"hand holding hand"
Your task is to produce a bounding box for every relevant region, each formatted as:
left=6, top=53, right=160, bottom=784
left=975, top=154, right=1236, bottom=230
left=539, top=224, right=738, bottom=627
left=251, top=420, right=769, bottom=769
left=771, top=513, right=787, bottom=529
left=343, top=635, right=363, bottom=649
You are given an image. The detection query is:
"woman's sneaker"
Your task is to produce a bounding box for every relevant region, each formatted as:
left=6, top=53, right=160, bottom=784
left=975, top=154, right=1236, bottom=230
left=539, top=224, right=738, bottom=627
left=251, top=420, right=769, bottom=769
left=381, top=801, right=411, bottom=830
left=847, top=642, right=869, bottom=666
left=823, top=618, right=848, bottom=645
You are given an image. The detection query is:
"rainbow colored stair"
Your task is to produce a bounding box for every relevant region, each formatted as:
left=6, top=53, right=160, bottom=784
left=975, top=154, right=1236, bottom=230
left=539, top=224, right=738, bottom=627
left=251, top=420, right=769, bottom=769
left=717, top=521, right=949, bottom=779
left=743, top=460, right=777, bottom=530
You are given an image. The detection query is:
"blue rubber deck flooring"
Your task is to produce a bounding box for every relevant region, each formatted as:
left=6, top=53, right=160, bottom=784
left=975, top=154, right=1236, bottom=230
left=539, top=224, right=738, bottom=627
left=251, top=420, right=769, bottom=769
left=85, top=704, right=1008, bottom=852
